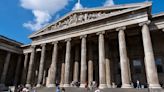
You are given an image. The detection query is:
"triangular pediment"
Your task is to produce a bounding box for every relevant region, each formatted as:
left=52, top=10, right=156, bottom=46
left=29, top=2, right=152, bottom=38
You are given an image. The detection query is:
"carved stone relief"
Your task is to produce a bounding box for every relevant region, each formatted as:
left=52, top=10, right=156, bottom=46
left=45, top=11, right=109, bottom=31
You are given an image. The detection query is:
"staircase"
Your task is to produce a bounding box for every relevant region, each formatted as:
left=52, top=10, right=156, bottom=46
left=32, top=87, right=87, bottom=92
left=31, top=87, right=164, bottom=92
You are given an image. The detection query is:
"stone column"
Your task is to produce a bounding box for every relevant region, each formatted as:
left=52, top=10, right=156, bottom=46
left=60, top=61, right=65, bottom=87
left=97, top=31, right=107, bottom=89
left=139, top=21, right=161, bottom=88
left=105, top=41, right=112, bottom=88
left=63, top=38, right=71, bottom=87
left=80, top=35, right=87, bottom=88
left=26, top=46, right=36, bottom=87
left=117, top=27, right=132, bottom=88
left=37, top=44, right=46, bottom=87
left=21, top=53, right=29, bottom=84
left=14, top=55, right=22, bottom=85
left=73, top=46, right=79, bottom=82
left=1, top=52, right=11, bottom=84
left=47, top=42, right=58, bottom=87
left=42, top=70, right=47, bottom=85
left=88, top=42, right=93, bottom=86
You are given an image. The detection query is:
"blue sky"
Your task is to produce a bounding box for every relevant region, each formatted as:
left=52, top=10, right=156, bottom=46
left=0, top=0, right=164, bottom=44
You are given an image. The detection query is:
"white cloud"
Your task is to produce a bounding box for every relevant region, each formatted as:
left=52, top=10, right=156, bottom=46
left=20, top=0, right=70, bottom=31
left=23, top=10, right=51, bottom=31
left=104, top=0, right=115, bottom=6
left=72, top=0, right=83, bottom=10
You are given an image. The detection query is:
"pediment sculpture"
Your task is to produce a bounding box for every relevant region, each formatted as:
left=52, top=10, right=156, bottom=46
left=47, top=11, right=109, bottom=31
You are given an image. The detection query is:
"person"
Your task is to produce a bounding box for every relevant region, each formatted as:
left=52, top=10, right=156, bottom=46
left=136, top=80, right=140, bottom=89
left=17, top=85, right=23, bottom=92
left=94, top=88, right=101, bottom=92
left=56, top=86, right=60, bottom=92
left=75, top=81, right=78, bottom=87
left=23, top=87, right=30, bottom=92
left=88, top=81, right=93, bottom=90
left=71, top=81, right=76, bottom=87
left=130, top=82, right=134, bottom=88
left=112, top=82, right=116, bottom=88
left=61, top=88, right=65, bottom=92
left=85, top=81, right=88, bottom=88
left=92, top=81, right=97, bottom=89
left=56, top=80, right=60, bottom=87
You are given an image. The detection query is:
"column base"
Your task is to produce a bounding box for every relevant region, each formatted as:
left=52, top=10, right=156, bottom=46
left=63, top=84, right=70, bottom=87
left=149, top=84, right=161, bottom=88
left=121, top=84, right=132, bottom=88
left=25, top=84, right=31, bottom=88
left=36, top=84, right=42, bottom=87
left=99, top=84, right=107, bottom=89
left=46, top=84, right=55, bottom=87
left=60, top=84, right=64, bottom=87
left=80, top=84, right=86, bottom=88
left=107, top=84, right=112, bottom=88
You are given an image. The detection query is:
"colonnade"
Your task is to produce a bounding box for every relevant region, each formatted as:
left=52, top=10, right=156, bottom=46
left=23, top=22, right=161, bottom=88
left=0, top=51, right=22, bottom=86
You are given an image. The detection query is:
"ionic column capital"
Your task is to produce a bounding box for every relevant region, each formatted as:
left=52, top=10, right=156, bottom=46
left=116, top=26, right=126, bottom=31
left=65, top=38, right=71, bottom=42
left=139, top=20, right=151, bottom=26
left=96, top=31, right=105, bottom=35
left=80, top=35, right=87, bottom=39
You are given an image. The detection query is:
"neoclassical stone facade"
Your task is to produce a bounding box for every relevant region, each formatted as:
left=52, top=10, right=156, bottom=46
left=21, top=2, right=164, bottom=89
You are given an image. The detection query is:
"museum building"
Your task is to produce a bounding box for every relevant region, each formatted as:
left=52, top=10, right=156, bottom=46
left=0, top=1, right=164, bottom=89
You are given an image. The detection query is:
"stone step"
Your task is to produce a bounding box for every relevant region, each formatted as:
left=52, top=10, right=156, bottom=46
left=32, top=87, right=87, bottom=92
left=31, top=87, right=164, bottom=92
left=102, top=88, right=148, bottom=92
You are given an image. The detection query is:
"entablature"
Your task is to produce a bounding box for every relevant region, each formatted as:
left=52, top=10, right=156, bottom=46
left=150, top=13, right=164, bottom=31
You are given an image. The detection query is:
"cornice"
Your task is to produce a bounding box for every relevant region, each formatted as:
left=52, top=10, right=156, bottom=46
left=152, top=12, right=164, bottom=18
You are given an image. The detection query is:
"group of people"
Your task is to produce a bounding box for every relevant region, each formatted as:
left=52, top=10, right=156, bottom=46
left=88, top=81, right=98, bottom=90
left=56, top=81, right=101, bottom=92
left=70, top=81, right=80, bottom=87
left=16, top=85, right=30, bottom=92
left=69, top=80, right=143, bottom=89
left=15, top=80, right=142, bottom=92
left=135, top=80, right=142, bottom=89
left=70, top=80, right=98, bottom=90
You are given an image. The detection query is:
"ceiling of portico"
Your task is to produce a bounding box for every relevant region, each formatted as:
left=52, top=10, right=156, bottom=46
left=29, top=2, right=152, bottom=39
